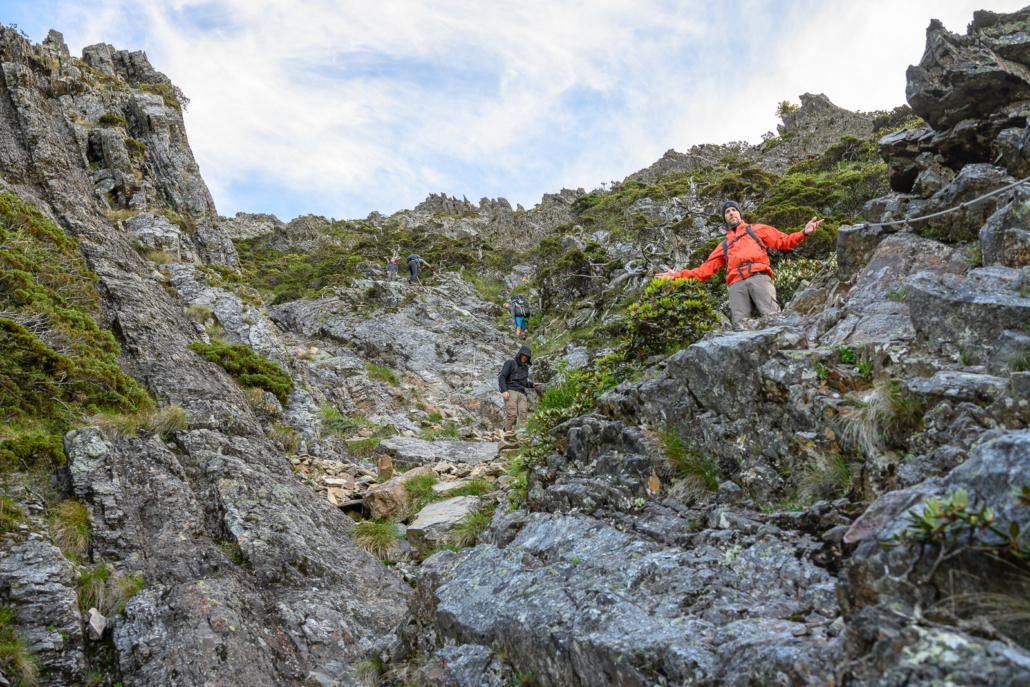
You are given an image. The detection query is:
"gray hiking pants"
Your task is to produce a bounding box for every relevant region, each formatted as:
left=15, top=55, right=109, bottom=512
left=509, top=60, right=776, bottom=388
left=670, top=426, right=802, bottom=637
left=727, top=272, right=779, bottom=326
left=407, top=260, right=419, bottom=282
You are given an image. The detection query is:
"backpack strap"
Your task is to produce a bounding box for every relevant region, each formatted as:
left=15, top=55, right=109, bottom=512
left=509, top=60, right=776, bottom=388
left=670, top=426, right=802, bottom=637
left=724, top=225, right=770, bottom=281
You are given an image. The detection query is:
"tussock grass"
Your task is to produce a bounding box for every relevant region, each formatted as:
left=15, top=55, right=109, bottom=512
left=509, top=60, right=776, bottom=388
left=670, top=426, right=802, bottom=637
left=143, top=249, right=175, bottom=265
left=91, top=405, right=188, bottom=439
left=185, top=303, right=211, bottom=324
left=404, top=472, right=440, bottom=516
left=346, top=437, right=381, bottom=460
left=50, top=500, right=91, bottom=559
left=798, top=452, right=854, bottom=499
left=354, top=654, right=386, bottom=686
left=448, top=476, right=493, bottom=498
left=366, top=363, right=399, bottom=386
left=660, top=427, right=718, bottom=500
left=268, top=422, right=301, bottom=455
left=450, top=501, right=496, bottom=548
left=420, top=421, right=461, bottom=441
left=348, top=520, right=400, bottom=560
left=0, top=496, right=25, bottom=534
left=843, top=380, right=924, bottom=456
left=1009, top=351, right=1030, bottom=373
left=0, top=607, right=39, bottom=687
left=76, top=563, right=144, bottom=615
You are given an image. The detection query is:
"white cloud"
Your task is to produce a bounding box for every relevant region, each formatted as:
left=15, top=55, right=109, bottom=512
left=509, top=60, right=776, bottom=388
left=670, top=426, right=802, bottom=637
left=25, top=0, right=1030, bottom=220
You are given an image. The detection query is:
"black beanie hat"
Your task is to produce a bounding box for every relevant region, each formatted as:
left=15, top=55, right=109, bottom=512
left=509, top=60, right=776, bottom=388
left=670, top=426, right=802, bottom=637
left=721, top=201, right=742, bottom=219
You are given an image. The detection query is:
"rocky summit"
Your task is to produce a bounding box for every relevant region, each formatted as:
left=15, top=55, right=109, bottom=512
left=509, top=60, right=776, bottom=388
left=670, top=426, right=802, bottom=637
left=1, top=8, right=1030, bottom=687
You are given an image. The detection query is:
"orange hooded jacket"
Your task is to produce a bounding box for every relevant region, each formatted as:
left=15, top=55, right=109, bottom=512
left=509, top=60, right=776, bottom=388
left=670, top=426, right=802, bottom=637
left=671, top=223, right=808, bottom=286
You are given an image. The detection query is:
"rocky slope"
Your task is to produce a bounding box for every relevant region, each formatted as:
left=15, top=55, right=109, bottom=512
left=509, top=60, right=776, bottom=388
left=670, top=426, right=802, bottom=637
left=0, top=7, right=1029, bottom=687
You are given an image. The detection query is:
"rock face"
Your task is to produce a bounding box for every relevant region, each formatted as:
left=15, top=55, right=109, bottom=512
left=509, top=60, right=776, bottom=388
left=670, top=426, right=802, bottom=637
left=406, top=496, right=479, bottom=557
left=376, top=437, right=499, bottom=469
left=364, top=466, right=436, bottom=522
left=0, top=27, right=408, bottom=686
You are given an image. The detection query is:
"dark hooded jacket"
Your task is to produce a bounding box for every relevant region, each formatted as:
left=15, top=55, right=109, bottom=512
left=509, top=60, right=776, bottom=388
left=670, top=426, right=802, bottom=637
left=499, top=345, right=534, bottom=394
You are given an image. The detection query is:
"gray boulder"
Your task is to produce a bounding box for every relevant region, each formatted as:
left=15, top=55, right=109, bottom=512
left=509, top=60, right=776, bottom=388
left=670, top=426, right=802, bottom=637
left=419, top=644, right=512, bottom=687
left=980, top=185, right=1030, bottom=268
left=376, top=437, right=499, bottom=469
left=907, top=267, right=1030, bottom=355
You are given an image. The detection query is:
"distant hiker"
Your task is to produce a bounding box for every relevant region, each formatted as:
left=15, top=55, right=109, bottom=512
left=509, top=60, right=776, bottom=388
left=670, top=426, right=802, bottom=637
left=406, top=254, right=431, bottom=283
left=385, top=257, right=399, bottom=279
left=503, top=293, right=531, bottom=340
left=657, top=201, right=823, bottom=327
left=498, top=345, right=540, bottom=432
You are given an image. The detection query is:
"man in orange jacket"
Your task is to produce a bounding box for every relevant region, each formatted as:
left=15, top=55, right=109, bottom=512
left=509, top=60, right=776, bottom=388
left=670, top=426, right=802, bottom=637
left=657, top=201, right=823, bottom=327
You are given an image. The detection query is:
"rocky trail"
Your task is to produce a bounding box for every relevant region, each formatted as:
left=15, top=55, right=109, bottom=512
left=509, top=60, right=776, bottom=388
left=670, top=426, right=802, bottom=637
left=2, top=7, right=1030, bottom=687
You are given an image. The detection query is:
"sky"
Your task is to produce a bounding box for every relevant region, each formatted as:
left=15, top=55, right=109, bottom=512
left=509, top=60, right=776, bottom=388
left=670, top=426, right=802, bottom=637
left=1, top=0, right=1027, bottom=221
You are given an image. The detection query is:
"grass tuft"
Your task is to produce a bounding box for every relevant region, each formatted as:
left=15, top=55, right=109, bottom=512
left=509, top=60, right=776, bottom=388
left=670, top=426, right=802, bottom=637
left=0, top=607, right=39, bottom=687
left=0, top=495, right=25, bottom=535
left=268, top=422, right=301, bottom=455
left=76, top=563, right=144, bottom=615
left=185, top=303, right=212, bottom=324
left=354, top=654, right=386, bottom=686
left=403, top=472, right=440, bottom=516
left=450, top=501, right=496, bottom=548
left=843, top=380, right=924, bottom=456
left=50, top=500, right=91, bottom=559
left=348, top=520, right=400, bottom=559
left=448, top=476, right=494, bottom=498
left=366, top=363, right=399, bottom=386
left=798, top=452, right=855, bottom=499
left=660, top=427, right=718, bottom=500
left=90, top=405, right=188, bottom=439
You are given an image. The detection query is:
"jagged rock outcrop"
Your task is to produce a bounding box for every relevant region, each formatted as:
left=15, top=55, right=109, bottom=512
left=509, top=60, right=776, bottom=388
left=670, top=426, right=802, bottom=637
left=216, top=211, right=284, bottom=240
left=0, top=27, right=408, bottom=686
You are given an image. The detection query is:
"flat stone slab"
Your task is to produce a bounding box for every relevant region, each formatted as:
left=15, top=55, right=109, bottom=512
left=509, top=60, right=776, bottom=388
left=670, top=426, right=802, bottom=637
left=376, top=436, right=498, bottom=468
left=407, top=496, right=479, bottom=556
left=904, top=371, right=1009, bottom=403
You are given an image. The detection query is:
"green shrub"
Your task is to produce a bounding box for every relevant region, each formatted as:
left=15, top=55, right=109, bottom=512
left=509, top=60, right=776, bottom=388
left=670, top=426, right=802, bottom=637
left=623, top=278, right=718, bottom=359
left=125, top=137, right=146, bottom=158
left=98, top=112, right=126, bottom=128
left=0, top=193, right=154, bottom=469
left=189, top=341, right=294, bottom=404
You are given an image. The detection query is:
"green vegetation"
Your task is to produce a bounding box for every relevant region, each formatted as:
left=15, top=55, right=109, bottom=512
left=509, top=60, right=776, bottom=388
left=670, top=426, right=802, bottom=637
left=776, top=100, right=799, bottom=118
left=50, top=500, right=92, bottom=560
left=268, top=422, right=301, bottom=455
left=367, top=363, right=398, bottom=386
left=660, top=427, right=719, bottom=499
left=0, top=192, right=154, bottom=471
left=403, top=472, right=439, bottom=516
left=798, top=452, right=854, bottom=499
left=420, top=421, right=461, bottom=441
left=623, top=278, right=718, bottom=359
left=76, top=563, right=145, bottom=615
left=0, top=495, right=25, bottom=534
left=0, top=607, right=39, bottom=687
left=348, top=520, right=400, bottom=559
left=451, top=502, right=497, bottom=548
left=138, top=82, right=190, bottom=112
left=354, top=654, right=386, bottom=686
left=124, top=138, right=146, bottom=158
left=843, top=380, right=925, bottom=456
left=98, top=112, right=126, bottom=129
left=90, top=404, right=188, bottom=439
left=189, top=341, right=294, bottom=404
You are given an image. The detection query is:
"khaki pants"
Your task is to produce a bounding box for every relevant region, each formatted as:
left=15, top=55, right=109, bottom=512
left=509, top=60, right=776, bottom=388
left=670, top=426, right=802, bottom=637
left=727, top=272, right=780, bottom=326
left=503, top=392, right=530, bottom=432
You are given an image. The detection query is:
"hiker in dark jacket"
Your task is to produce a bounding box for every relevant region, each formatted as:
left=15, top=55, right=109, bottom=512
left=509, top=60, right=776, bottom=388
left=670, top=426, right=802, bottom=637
left=385, top=257, right=399, bottom=279
left=498, top=345, right=540, bottom=432
left=406, top=254, right=431, bottom=283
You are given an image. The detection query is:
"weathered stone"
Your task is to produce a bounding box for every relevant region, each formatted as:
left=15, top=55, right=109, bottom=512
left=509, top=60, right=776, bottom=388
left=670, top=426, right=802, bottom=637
left=878, top=127, right=937, bottom=193
left=419, top=644, right=513, bottom=687
left=87, top=608, right=106, bottom=641
left=407, top=496, right=479, bottom=557
left=907, top=267, right=1030, bottom=355
left=363, top=466, right=435, bottom=522
left=903, top=371, right=1009, bottom=405
left=376, top=436, right=499, bottom=469
left=914, top=164, right=1015, bottom=242
left=835, top=223, right=896, bottom=280
left=0, top=540, right=84, bottom=685
left=377, top=453, right=394, bottom=481
left=980, top=185, right=1030, bottom=268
